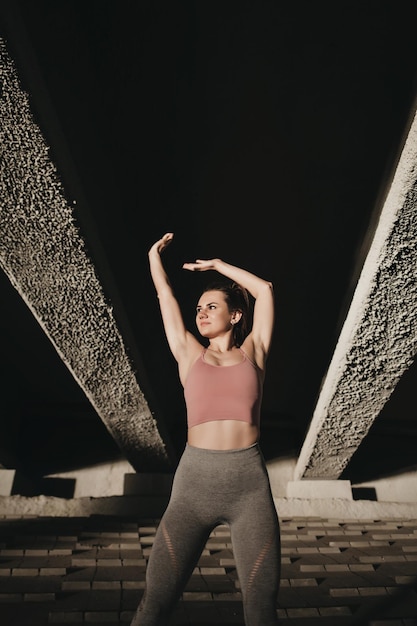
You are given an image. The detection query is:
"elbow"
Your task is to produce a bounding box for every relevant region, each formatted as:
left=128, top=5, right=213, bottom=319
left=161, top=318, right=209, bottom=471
left=262, top=280, right=274, bottom=295
left=254, top=280, right=274, bottom=301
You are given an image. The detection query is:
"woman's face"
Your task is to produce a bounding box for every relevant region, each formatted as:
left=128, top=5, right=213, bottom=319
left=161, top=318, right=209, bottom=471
left=195, top=290, right=233, bottom=338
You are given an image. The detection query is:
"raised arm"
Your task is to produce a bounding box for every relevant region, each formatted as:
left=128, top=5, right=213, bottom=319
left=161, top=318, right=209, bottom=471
left=148, top=233, right=201, bottom=374
left=183, top=258, right=275, bottom=369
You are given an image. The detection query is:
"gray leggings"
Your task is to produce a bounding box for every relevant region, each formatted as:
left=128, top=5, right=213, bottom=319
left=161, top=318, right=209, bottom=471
left=130, top=442, right=281, bottom=626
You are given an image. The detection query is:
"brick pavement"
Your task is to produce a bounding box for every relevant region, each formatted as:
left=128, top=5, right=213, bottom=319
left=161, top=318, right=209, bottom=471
left=0, top=514, right=416, bottom=625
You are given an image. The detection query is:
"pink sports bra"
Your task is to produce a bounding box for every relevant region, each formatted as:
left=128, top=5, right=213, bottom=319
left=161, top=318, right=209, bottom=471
left=184, top=348, right=262, bottom=429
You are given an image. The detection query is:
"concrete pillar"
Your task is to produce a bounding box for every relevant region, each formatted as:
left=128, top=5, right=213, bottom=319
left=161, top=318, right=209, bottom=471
left=295, top=104, right=417, bottom=480
left=0, top=39, right=172, bottom=472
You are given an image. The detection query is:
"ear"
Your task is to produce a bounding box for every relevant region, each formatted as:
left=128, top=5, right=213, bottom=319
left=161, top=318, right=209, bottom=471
left=231, top=310, right=243, bottom=325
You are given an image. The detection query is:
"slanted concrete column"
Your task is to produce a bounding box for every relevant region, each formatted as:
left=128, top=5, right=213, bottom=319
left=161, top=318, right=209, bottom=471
left=0, top=40, right=172, bottom=471
left=295, top=105, right=417, bottom=480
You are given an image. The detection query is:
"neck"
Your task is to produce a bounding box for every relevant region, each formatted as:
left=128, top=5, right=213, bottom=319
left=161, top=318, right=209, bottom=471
left=207, top=342, right=237, bottom=354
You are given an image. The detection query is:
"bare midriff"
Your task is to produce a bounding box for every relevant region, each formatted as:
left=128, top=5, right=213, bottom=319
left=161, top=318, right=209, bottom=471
left=187, top=419, right=259, bottom=450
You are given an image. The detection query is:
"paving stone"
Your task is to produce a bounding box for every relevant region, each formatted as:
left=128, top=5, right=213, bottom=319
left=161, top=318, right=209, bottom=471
left=64, top=567, right=96, bottom=582
left=48, top=610, right=84, bottom=622
left=0, top=514, right=416, bottom=625
left=84, top=610, right=120, bottom=622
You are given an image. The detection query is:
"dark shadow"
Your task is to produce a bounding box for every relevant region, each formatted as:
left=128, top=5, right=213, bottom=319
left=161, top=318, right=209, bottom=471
left=348, top=576, right=417, bottom=625
left=342, top=422, right=417, bottom=484
left=259, top=413, right=303, bottom=462
left=11, top=472, right=76, bottom=498
left=344, top=361, right=417, bottom=484
left=351, top=486, right=377, bottom=501
left=123, top=472, right=173, bottom=496
left=17, top=402, right=124, bottom=475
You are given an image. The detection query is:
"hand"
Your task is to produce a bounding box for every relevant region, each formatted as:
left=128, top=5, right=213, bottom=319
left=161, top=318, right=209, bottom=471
left=149, top=232, right=174, bottom=256
left=183, top=258, right=218, bottom=272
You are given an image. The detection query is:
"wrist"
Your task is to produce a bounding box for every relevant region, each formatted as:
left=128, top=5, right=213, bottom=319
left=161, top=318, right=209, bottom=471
left=148, top=245, right=161, bottom=258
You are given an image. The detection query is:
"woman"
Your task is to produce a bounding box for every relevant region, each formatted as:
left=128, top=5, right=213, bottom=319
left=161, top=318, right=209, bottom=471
left=131, top=232, right=281, bottom=626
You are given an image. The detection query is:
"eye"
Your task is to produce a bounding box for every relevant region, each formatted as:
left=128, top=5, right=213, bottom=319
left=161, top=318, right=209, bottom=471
left=209, top=304, right=216, bottom=310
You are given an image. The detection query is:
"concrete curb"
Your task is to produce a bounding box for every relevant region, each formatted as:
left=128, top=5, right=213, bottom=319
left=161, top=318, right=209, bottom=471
left=274, top=496, right=417, bottom=520
left=1, top=495, right=417, bottom=520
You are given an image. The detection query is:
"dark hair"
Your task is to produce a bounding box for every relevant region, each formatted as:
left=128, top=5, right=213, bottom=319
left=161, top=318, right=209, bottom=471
left=201, top=281, right=250, bottom=346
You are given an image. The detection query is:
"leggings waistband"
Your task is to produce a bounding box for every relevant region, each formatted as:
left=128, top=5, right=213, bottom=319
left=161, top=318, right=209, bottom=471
left=185, top=441, right=259, bottom=455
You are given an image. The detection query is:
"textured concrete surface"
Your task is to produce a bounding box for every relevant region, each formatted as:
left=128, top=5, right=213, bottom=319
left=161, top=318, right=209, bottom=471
left=0, top=39, right=171, bottom=472
left=295, top=106, right=417, bottom=480
left=2, top=493, right=417, bottom=522
left=287, top=480, right=353, bottom=500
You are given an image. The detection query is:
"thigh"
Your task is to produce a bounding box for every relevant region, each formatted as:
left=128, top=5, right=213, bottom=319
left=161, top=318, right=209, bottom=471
left=146, top=500, right=212, bottom=588
left=145, top=451, right=218, bottom=591
left=231, top=485, right=281, bottom=590
left=132, top=474, right=215, bottom=626
left=229, top=469, right=281, bottom=626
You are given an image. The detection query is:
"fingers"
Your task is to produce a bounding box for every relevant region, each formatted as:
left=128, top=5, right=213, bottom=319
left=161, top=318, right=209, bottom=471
left=161, top=232, right=173, bottom=244
left=182, top=259, right=211, bottom=272
left=183, top=261, right=201, bottom=271
left=157, top=232, right=174, bottom=252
